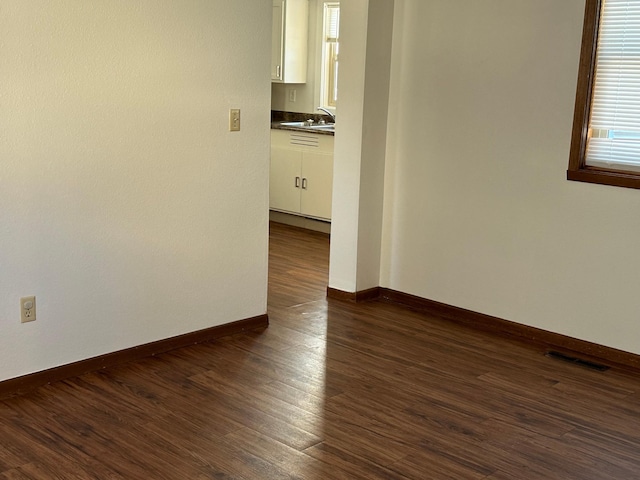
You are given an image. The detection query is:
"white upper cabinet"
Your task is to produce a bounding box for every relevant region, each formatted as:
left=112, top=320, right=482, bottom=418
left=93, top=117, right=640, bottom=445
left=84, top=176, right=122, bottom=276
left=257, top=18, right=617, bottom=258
left=271, top=0, right=308, bottom=83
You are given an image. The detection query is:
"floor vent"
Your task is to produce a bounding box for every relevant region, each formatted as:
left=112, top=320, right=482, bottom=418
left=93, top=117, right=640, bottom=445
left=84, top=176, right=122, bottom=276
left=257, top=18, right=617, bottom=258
left=545, top=351, right=610, bottom=372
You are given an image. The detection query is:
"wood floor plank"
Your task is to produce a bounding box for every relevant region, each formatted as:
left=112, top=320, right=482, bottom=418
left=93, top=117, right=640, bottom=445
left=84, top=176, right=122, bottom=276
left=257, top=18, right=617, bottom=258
left=303, top=441, right=410, bottom=480
left=0, top=468, right=34, bottom=480
left=224, top=427, right=351, bottom=480
left=386, top=450, right=491, bottom=480
left=2, top=221, right=640, bottom=478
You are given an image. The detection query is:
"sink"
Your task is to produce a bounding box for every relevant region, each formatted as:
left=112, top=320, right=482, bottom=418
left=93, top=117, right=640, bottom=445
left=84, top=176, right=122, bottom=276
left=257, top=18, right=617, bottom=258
left=278, top=121, right=335, bottom=133
left=309, top=124, right=335, bottom=130
left=279, top=121, right=310, bottom=127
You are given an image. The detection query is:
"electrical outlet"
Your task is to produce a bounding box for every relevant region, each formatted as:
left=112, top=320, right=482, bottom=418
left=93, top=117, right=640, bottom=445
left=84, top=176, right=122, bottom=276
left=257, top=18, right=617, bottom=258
left=21, top=296, right=36, bottom=323
left=229, top=109, right=241, bottom=131
left=288, top=89, right=297, bottom=102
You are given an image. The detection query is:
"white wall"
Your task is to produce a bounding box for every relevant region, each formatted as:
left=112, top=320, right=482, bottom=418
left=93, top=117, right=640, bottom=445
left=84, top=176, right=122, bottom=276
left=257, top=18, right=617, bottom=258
left=0, top=0, right=271, bottom=382
left=327, top=0, right=368, bottom=292
left=356, top=0, right=394, bottom=290
left=328, top=0, right=394, bottom=292
left=381, top=0, right=640, bottom=355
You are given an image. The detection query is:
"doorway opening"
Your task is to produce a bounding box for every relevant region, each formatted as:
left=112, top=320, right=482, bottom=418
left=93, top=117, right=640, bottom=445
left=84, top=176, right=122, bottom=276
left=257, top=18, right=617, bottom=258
left=269, top=0, right=340, bottom=236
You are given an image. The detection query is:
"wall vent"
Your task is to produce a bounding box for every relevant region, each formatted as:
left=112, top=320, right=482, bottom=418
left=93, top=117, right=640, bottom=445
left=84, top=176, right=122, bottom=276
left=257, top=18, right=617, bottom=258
left=290, top=133, right=319, bottom=148
left=545, top=351, right=610, bottom=371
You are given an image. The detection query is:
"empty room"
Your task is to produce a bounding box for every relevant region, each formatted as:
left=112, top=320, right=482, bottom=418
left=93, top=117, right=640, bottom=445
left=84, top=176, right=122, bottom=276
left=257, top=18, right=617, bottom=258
left=2, top=0, right=640, bottom=478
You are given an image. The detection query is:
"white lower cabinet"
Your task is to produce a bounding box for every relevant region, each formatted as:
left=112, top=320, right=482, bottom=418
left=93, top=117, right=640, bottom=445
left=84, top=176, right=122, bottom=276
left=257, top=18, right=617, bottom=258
left=270, top=129, right=334, bottom=221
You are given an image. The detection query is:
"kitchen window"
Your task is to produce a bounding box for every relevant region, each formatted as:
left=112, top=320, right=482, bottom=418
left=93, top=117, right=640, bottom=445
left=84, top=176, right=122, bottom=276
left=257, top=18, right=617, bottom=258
left=320, top=2, right=340, bottom=111
left=568, top=0, right=640, bottom=189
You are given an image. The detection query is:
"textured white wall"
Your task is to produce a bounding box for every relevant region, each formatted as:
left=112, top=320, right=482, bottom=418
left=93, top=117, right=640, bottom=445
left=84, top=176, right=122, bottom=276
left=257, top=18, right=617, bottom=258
left=329, top=0, right=393, bottom=293
left=355, top=0, right=394, bottom=290
left=381, top=0, right=640, bottom=355
left=0, top=0, right=271, bottom=381
left=328, top=0, right=368, bottom=292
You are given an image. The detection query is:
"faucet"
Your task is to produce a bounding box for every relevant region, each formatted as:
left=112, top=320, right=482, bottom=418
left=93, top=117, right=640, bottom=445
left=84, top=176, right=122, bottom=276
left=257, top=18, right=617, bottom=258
left=317, top=107, right=336, bottom=123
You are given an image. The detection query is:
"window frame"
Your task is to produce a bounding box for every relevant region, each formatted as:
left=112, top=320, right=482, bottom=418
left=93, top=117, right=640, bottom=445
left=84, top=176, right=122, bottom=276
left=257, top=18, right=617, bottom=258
left=318, top=1, right=339, bottom=113
left=568, top=0, right=640, bottom=189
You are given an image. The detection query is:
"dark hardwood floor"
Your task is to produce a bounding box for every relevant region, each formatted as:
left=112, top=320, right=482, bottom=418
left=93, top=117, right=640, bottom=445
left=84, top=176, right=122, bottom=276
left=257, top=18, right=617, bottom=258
left=2, top=221, right=640, bottom=478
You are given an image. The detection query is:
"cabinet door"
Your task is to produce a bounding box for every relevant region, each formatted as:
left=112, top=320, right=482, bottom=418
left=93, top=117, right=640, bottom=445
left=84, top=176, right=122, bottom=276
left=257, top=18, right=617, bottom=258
left=271, top=0, right=284, bottom=81
left=301, top=151, right=333, bottom=220
left=270, top=146, right=301, bottom=214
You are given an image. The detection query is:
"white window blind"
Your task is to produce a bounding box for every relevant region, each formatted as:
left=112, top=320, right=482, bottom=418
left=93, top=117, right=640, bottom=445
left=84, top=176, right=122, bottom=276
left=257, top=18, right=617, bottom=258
left=325, top=4, right=340, bottom=42
left=587, top=0, right=640, bottom=171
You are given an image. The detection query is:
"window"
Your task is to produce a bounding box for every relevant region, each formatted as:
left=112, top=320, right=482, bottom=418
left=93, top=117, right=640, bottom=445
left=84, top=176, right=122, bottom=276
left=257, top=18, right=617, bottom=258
left=320, top=2, right=340, bottom=110
left=568, top=0, right=640, bottom=189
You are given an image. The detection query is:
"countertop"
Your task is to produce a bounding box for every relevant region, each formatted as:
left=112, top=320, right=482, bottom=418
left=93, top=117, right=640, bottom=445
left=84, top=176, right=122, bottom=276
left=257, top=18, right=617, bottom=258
left=271, top=110, right=335, bottom=136
left=270, top=121, right=334, bottom=136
